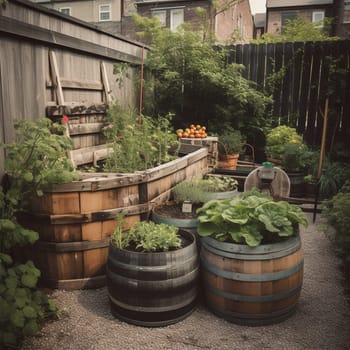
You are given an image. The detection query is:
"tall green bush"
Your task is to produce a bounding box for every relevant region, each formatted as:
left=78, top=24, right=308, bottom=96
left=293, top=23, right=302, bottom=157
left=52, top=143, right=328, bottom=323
left=131, top=15, right=270, bottom=133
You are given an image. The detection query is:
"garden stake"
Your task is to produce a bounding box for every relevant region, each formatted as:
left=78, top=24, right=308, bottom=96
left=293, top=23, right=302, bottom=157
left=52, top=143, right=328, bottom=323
left=313, top=96, right=329, bottom=223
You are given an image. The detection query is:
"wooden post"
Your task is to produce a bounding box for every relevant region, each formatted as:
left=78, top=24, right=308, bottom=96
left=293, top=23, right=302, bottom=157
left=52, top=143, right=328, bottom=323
left=138, top=46, right=144, bottom=125
left=313, top=96, right=329, bottom=223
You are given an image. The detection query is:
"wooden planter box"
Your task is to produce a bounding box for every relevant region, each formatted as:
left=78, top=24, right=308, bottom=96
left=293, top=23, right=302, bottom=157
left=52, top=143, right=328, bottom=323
left=22, top=148, right=209, bottom=290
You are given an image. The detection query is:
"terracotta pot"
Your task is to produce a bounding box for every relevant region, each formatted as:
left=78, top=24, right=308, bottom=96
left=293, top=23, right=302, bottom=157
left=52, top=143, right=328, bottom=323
left=217, top=154, right=239, bottom=170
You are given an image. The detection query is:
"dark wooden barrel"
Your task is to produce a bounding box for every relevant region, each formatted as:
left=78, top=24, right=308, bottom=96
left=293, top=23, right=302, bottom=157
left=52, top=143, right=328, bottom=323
left=107, top=229, right=199, bottom=327
left=200, top=234, right=304, bottom=326
left=287, top=171, right=305, bottom=198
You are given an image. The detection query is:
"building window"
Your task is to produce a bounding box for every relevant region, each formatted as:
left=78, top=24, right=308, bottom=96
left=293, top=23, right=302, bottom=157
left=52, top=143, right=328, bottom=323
left=170, top=8, right=184, bottom=31
left=99, top=4, right=111, bottom=22
left=344, top=1, right=350, bottom=23
left=312, top=11, right=325, bottom=23
left=281, top=11, right=297, bottom=32
left=151, top=10, right=166, bottom=27
left=59, top=7, right=71, bottom=16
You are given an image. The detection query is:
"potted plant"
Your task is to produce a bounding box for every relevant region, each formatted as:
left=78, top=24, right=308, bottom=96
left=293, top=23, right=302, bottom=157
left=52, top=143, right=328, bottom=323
left=106, top=217, right=199, bottom=326
left=217, top=127, right=245, bottom=170
left=151, top=175, right=239, bottom=233
left=196, top=189, right=308, bottom=325
left=265, top=126, right=314, bottom=197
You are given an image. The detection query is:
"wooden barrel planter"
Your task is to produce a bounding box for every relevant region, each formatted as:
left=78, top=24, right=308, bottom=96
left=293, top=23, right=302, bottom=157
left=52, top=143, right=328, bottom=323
left=107, top=229, right=199, bottom=327
left=151, top=203, right=199, bottom=231
left=22, top=148, right=209, bottom=290
left=21, top=174, right=146, bottom=290
left=287, top=171, right=306, bottom=198
left=200, top=234, right=304, bottom=326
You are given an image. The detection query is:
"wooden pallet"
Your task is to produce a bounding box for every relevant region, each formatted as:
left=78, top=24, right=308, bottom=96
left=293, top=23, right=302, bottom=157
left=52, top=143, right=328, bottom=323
left=46, top=50, right=112, bottom=167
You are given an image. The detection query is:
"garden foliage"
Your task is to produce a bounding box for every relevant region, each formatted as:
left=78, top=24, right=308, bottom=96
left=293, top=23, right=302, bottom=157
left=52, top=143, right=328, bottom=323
left=112, top=218, right=181, bottom=252
left=0, top=118, right=77, bottom=347
left=129, top=15, right=269, bottom=133
left=197, top=190, right=308, bottom=247
left=322, top=188, right=350, bottom=263
left=103, top=104, right=179, bottom=172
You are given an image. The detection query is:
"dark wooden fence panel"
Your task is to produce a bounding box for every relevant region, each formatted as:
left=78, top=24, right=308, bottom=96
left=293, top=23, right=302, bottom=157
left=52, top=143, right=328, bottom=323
left=228, top=40, right=350, bottom=148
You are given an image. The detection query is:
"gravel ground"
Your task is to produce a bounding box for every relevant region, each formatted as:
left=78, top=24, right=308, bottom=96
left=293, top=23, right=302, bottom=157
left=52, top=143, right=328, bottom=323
left=21, top=214, right=350, bottom=350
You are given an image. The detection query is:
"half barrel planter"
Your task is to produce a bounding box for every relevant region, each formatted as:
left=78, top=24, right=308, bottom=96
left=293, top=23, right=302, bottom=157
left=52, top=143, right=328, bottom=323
left=200, top=232, right=304, bottom=326
left=151, top=189, right=238, bottom=248
left=22, top=147, right=209, bottom=290
left=107, top=229, right=199, bottom=327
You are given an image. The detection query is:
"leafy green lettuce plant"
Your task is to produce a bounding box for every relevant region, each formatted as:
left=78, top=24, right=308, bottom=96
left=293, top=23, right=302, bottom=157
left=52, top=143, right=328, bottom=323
left=196, top=190, right=308, bottom=247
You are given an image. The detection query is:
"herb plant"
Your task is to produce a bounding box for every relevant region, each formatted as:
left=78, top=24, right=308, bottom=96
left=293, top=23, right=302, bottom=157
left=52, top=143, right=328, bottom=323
left=172, top=176, right=238, bottom=204
left=112, top=220, right=181, bottom=252
left=196, top=191, right=308, bottom=247
left=217, top=127, right=245, bottom=155
left=103, top=103, right=179, bottom=172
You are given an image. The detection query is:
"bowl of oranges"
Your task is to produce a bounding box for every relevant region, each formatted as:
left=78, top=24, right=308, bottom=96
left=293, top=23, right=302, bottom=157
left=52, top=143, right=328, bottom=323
left=176, top=124, right=207, bottom=139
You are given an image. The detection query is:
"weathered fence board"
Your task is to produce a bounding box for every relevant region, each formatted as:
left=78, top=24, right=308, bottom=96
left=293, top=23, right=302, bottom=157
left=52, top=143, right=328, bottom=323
left=0, top=0, right=148, bottom=177
left=228, top=40, right=350, bottom=147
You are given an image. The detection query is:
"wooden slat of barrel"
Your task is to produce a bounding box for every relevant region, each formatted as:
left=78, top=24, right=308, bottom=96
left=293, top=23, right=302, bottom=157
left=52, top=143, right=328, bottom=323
left=200, top=234, right=303, bottom=325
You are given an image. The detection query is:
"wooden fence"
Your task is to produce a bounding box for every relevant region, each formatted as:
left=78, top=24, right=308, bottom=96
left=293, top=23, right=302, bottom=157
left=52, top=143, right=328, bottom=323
left=0, top=0, right=148, bottom=177
left=226, top=40, right=350, bottom=148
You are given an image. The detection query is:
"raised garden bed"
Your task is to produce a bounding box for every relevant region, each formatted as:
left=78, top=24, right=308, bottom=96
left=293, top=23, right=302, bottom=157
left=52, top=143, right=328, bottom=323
left=21, top=148, right=209, bottom=290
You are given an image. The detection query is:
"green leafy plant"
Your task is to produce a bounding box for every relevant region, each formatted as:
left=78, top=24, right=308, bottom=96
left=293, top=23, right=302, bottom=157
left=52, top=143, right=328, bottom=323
left=0, top=257, right=58, bottom=347
left=0, top=118, right=77, bottom=347
left=282, top=142, right=314, bottom=173
left=196, top=190, right=308, bottom=247
left=103, top=103, right=179, bottom=172
left=111, top=220, right=181, bottom=252
left=265, top=125, right=303, bottom=160
left=2, top=118, right=78, bottom=210
left=322, top=192, right=350, bottom=263
left=172, top=175, right=238, bottom=204
left=318, top=161, right=350, bottom=199
left=131, top=14, right=269, bottom=133
left=203, top=174, right=238, bottom=192
left=217, top=127, right=245, bottom=155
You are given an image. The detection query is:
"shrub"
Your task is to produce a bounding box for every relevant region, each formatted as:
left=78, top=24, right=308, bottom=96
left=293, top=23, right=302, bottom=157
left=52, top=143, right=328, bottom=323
left=322, top=192, right=350, bottom=263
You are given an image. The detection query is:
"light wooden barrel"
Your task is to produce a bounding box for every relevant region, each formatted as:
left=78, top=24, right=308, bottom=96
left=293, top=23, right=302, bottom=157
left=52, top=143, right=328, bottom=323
left=107, top=229, right=199, bottom=327
left=200, top=234, right=304, bottom=326
left=20, top=174, right=145, bottom=290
